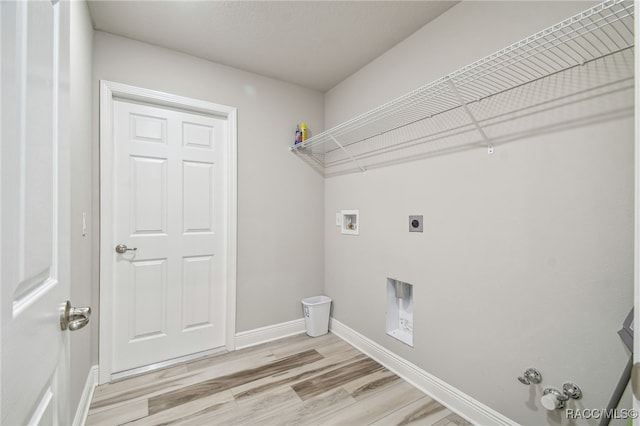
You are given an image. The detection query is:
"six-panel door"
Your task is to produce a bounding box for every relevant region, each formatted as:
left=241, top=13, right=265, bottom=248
left=112, top=100, right=227, bottom=373
left=1, top=0, right=71, bottom=424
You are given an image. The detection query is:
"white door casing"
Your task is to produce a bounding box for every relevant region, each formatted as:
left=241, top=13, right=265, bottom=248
left=633, top=6, right=639, bottom=422
left=100, top=81, right=237, bottom=383
left=1, top=0, right=71, bottom=424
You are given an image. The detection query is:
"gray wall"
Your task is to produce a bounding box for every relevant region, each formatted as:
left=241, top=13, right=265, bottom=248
left=324, top=2, right=633, bottom=425
left=69, top=0, right=94, bottom=414
left=92, top=31, right=325, bottom=339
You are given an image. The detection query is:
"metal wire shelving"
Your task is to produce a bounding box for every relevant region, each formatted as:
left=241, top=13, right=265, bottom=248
left=290, top=0, right=635, bottom=177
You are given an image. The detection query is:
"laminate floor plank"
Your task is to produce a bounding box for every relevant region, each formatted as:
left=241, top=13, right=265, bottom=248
left=341, top=368, right=401, bottom=400
left=90, top=349, right=276, bottom=411
left=313, top=335, right=361, bottom=357
left=85, top=399, right=148, bottom=426
left=312, top=381, right=425, bottom=426
left=174, top=387, right=302, bottom=426
left=184, top=338, right=293, bottom=373
left=292, top=357, right=385, bottom=400
left=257, top=387, right=356, bottom=426
left=87, top=332, right=474, bottom=426
left=123, top=390, right=236, bottom=426
left=147, top=349, right=323, bottom=415
left=269, top=332, right=340, bottom=359
left=92, top=346, right=283, bottom=412
left=230, top=349, right=365, bottom=403
left=89, top=373, right=198, bottom=412
left=371, top=396, right=452, bottom=426
left=92, top=364, right=189, bottom=402
left=184, top=348, right=276, bottom=377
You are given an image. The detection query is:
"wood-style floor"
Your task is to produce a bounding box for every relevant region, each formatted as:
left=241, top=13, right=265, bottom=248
left=87, top=333, right=473, bottom=426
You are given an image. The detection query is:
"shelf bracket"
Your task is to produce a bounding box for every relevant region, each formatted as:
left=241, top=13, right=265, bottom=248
left=446, top=79, right=494, bottom=155
left=329, top=135, right=367, bottom=174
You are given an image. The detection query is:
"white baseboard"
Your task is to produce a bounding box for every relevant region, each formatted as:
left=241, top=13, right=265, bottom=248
left=329, top=319, right=517, bottom=426
left=72, top=365, right=99, bottom=426
left=235, top=318, right=306, bottom=350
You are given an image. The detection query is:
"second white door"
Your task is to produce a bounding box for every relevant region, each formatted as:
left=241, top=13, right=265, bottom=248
left=2, top=1, right=71, bottom=423
left=111, top=99, right=227, bottom=374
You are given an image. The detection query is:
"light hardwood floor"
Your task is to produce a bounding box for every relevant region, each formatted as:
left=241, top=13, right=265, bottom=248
left=87, top=333, right=473, bottom=426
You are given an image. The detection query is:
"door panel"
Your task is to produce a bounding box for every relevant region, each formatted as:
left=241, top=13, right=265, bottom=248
left=1, top=0, right=70, bottom=424
left=183, top=161, right=214, bottom=233
left=182, top=255, right=215, bottom=330
left=183, top=122, right=215, bottom=149
left=129, top=259, right=168, bottom=341
left=131, top=114, right=166, bottom=143
left=112, top=100, right=226, bottom=374
left=130, top=156, right=167, bottom=234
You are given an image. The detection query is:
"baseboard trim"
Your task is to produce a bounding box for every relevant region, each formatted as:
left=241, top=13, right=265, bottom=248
left=329, top=319, right=517, bottom=426
left=235, top=318, right=306, bottom=350
left=72, top=365, right=99, bottom=426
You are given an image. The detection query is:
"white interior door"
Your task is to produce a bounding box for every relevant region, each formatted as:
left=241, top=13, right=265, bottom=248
left=109, top=99, right=227, bottom=374
left=1, top=0, right=71, bottom=424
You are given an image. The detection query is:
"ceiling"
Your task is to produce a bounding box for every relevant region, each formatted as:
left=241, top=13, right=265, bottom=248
left=87, top=1, right=458, bottom=92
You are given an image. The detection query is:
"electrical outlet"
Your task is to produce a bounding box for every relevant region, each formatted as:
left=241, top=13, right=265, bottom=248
left=409, top=215, right=423, bottom=232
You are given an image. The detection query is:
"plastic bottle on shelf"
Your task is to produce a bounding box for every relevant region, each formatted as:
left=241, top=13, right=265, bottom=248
left=300, top=122, right=308, bottom=141
left=295, top=125, right=302, bottom=145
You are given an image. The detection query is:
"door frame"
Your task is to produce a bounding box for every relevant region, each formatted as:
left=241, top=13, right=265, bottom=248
left=634, top=9, right=639, bottom=420
left=98, top=80, right=237, bottom=384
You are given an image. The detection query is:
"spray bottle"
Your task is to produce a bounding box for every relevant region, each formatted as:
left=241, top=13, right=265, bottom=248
left=295, top=125, right=302, bottom=145
left=300, top=122, right=308, bottom=141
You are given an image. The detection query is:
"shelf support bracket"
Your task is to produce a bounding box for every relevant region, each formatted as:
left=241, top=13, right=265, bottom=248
left=329, top=135, right=367, bottom=174
left=446, top=79, right=494, bottom=155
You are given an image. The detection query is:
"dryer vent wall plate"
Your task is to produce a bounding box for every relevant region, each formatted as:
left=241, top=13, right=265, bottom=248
left=409, top=215, right=423, bottom=232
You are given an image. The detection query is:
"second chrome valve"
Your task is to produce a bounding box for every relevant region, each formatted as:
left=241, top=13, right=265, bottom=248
left=541, top=382, right=583, bottom=410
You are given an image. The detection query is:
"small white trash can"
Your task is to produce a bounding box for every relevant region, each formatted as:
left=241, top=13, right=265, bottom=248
left=301, top=295, right=332, bottom=337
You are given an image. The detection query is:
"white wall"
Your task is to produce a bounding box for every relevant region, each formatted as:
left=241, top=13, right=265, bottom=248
left=69, top=0, right=94, bottom=414
left=92, top=32, right=325, bottom=334
left=324, top=2, right=633, bottom=425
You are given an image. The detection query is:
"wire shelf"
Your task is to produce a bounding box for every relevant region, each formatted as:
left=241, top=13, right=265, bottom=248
left=290, top=0, right=635, bottom=177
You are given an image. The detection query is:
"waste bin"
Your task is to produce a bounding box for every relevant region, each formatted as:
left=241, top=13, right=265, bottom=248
left=301, top=296, right=332, bottom=337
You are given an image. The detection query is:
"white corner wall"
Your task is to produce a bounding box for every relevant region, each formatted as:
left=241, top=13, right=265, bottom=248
left=324, top=2, right=633, bottom=425
left=92, top=31, right=325, bottom=335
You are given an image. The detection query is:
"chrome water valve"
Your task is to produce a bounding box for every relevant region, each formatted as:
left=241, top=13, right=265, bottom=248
left=541, top=382, right=582, bottom=410
left=518, top=368, right=542, bottom=385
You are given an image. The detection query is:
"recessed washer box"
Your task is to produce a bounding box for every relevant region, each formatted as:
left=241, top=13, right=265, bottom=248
left=341, top=210, right=359, bottom=235
left=409, top=215, right=423, bottom=232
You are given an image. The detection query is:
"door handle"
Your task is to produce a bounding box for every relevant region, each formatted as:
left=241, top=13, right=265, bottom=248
left=60, top=301, right=91, bottom=331
left=115, top=244, right=137, bottom=254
